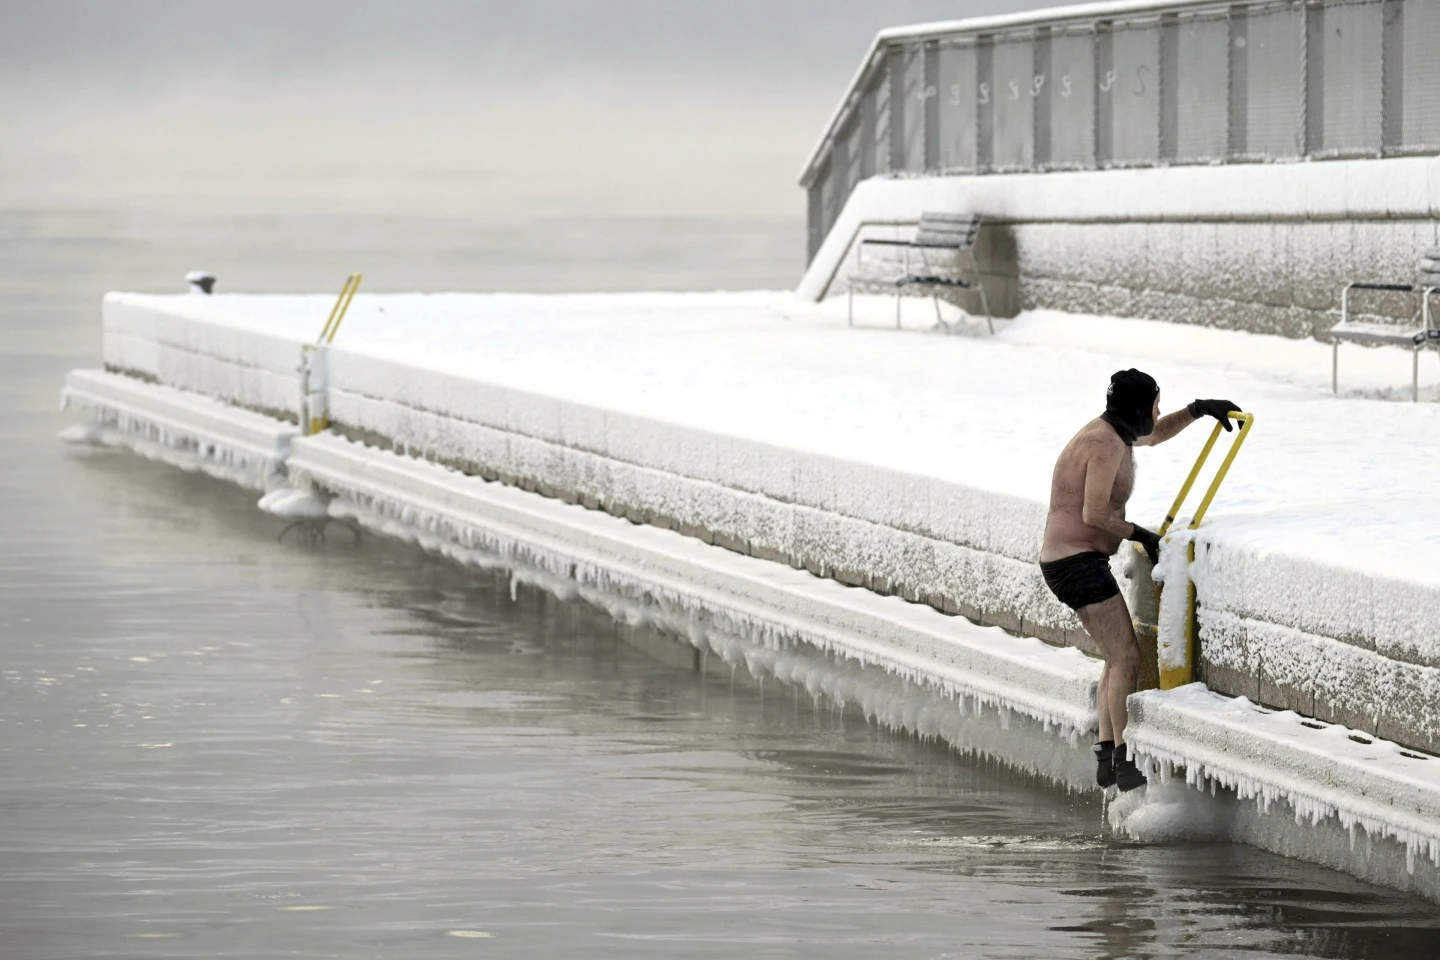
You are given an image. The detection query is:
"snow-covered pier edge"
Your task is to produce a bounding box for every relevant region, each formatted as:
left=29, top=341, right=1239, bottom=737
left=60, top=290, right=1440, bottom=901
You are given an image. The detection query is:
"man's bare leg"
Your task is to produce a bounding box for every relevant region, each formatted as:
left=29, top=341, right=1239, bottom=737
left=1076, top=594, right=1142, bottom=744
left=1095, top=662, right=1113, bottom=744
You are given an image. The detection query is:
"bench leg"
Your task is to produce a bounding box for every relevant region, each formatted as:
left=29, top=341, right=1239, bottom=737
left=932, top=293, right=943, bottom=328
left=1332, top=341, right=1339, bottom=395
left=896, top=291, right=902, bottom=329
left=848, top=286, right=854, bottom=328
left=1415, top=346, right=1421, bottom=402
left=966, top=250, right=994, bottom=335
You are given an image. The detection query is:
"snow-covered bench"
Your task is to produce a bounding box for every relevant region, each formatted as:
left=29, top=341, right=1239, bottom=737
left=849, top=212, right=991, bottom=334
left=1330, top=282, right=1440, bottom=401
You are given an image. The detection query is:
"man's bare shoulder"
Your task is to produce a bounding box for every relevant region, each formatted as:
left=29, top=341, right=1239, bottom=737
left=1067, top=418, right=1125, bottom=459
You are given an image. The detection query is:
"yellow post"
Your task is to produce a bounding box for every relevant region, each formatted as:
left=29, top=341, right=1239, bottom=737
left=1157, top=411, right=1255, bottom=689
left=318, top=273, right=362, bottom=345
left=302, top=274, right=362, bottom=435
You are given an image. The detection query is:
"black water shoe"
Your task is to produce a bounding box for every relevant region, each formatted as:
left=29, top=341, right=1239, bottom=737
left=1092, top=740, right=1115, bottom=788
left=1113, top=743, right=1148, bottom=792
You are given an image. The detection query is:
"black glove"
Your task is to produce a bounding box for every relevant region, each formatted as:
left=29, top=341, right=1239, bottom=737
left=1188, top=398, right=1241, bottom=431
left=1129, top=523, right=1161, bottom=565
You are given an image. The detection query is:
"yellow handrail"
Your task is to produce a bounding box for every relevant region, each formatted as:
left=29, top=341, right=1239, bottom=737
left=318, top=273, right=362, bottom=344
left=1187, top=411, right=1254, bottom=530
left=1155, top=410, right=1254, bottom=690
left=1153, top=411, right=1253, bottom=536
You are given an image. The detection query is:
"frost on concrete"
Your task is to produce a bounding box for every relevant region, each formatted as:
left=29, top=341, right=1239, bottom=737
left=60, top=368, right=293, bottom=492
left=85, top=289, right=1440, bottom=749
left=101, top=292, right=311, bottom=419
left=54, top=347, right=1440, bottom=903
left=286, top=431, right=1102, bottom=743
left=1150, top=529, right=1196, bottom=674
left=1121, top=684, right=1440, bottom=899
left=330, top=479, right=1100, bottom=791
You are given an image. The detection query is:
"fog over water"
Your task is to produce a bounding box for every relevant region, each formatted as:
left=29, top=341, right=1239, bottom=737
left=2, top=1, right=1085, bottom=236
left=11, top=2, right=1440, bottom=957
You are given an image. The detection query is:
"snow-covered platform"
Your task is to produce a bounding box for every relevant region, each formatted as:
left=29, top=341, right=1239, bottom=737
left=63, top=287, right=1440, bottom=898
left=91, top=289, right=1440, bottom=742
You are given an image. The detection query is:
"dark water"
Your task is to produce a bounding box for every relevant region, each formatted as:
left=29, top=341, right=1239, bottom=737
left=4, top=205, right=1440, bottom=959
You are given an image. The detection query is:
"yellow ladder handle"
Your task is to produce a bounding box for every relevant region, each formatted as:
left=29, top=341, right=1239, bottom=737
left=1188, top=411, right=1254, bottom=530
left=318, top=273, right=362, bottom=344
left=1154, top=410, right=1254, bottom=536
left=1157, top=422, right=1223, bottom=536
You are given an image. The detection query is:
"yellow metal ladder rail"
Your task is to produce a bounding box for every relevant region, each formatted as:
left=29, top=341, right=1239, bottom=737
left=1152, top=411, right=1255, bottom=689
left=318, top=273, right=362, bottom=344
left=300, top=273, right=363, bottom=436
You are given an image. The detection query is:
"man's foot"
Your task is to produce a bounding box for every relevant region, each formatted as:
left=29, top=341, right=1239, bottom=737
left=1092, top=740, right=1115, bottom=788
left=1113, top=744, right=1148, bottom=792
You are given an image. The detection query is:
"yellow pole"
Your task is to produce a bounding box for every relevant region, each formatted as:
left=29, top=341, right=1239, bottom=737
left=1157, top=421, right=1223, bottom=536
left=1187, top=412, right=1254, bottom=530
left=318, top=273, right=361, bottom=344
left=1157, top=411, right=1255, bottom=690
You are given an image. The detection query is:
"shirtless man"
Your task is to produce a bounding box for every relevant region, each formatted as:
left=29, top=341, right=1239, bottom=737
left=1040, top=369, right=1239, bottom=791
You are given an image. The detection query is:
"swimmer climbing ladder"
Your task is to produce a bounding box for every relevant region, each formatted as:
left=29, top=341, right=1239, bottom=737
left=1143, top=410, right=1255, bottom=690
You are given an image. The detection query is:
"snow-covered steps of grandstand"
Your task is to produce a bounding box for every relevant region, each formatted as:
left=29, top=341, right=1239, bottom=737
left=287, top=431, right=1101, bottom=747
left=60, top=369, right=295, bottom=490
left=1126, top=684, right=1440, bottom=878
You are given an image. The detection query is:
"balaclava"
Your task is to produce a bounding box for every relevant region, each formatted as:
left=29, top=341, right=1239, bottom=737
left=1102, top=369, right=1159, bottom=445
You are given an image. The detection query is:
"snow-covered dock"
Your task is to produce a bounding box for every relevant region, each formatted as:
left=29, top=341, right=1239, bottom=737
left=62, top=288, right=1440, bottom=898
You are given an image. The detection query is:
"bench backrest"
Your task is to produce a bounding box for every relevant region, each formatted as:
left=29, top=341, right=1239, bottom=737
left=915, top=212, right=982, bottom=249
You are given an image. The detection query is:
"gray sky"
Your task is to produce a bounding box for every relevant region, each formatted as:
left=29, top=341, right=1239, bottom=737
left=1, top=1, right=1082, bottom=219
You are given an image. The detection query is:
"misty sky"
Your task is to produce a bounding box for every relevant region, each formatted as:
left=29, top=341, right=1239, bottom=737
left=2, top=1, right=1082, bottom=220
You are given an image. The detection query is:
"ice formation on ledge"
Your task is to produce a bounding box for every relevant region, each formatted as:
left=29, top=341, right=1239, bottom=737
left=258, top=487, right=329, bottom=519
left=1120, top=684, right=1440, bottom=898
left=56, top=291, right=1440, bottom=903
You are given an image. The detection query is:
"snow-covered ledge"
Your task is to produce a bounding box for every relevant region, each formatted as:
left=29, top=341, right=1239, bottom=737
left=801, top=158, right=1440, bottom=338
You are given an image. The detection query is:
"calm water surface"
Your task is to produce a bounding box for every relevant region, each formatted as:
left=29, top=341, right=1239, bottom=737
left=3, top=204, right=1440, bottom=958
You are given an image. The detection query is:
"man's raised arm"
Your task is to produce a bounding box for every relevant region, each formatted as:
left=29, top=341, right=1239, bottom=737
left=1137, top=398, right=1241, bottom=447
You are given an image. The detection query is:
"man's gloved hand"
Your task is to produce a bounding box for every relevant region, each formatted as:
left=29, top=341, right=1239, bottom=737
left=1129, top=523, right=1161, bottom=565
left=1188, top=399, right=1241, bottom=431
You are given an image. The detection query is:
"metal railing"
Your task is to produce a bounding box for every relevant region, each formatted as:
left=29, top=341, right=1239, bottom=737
left=801, top=0, right=1440, bottom=263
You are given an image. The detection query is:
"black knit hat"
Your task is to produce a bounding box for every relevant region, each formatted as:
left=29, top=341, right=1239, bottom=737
left=1103, top=369, right=1158, bottom=444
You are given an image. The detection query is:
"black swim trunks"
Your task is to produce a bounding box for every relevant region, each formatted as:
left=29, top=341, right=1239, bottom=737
left=1040, top=551, right=1120, bottom=610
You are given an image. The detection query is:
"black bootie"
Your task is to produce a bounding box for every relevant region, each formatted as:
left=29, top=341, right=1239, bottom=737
left=1092, top=740, right=1116, bottom=788
left=1113, top=743, right=1148, bottom=792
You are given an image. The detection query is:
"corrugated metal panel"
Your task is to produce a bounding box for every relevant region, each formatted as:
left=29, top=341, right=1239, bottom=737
left=937, top=41, right=980, bottom=171
left=899, top=44, right=928, bottom=171
left=1399, top=0, right=1440, bottom=151
left=871, top=67, right=893, bottom=175
left=1045, top=28, right=1096, bottom=168
left=806, top=171, right=825, bottom=264
left=831, top=119, right=854, bottom=207
left=841, top=117, right=864, bottom=194
left=991, top=34, right=1036, bottom=170
left=1108, top=21, right=1162, bottom=164
left=1242, top=3, right=1305, bottom=159
left=923, top=43, right=941, bottom=169
left=820, top=156, right=840, bottom=240
left=1173, top=12, right=1230, bottom=162
left=1317, top=0, right=1383, bottom=157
